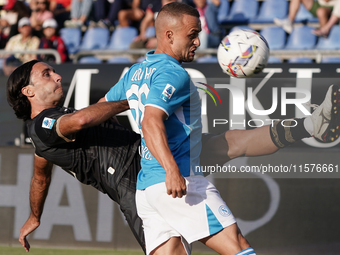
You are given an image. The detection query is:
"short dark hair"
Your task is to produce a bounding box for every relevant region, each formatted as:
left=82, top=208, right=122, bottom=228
left=7, top=60, right=40, bottom=121
left=158, top=2, right=199, bottom=20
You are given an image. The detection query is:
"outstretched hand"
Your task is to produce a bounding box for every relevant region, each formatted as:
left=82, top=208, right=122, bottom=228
left=19, top=236, right=30, bottom=253
left=19, top=217, right=40, bottom=252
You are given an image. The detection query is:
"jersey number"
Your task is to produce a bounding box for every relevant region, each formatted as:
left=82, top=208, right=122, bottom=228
left=126, top=83, right=150, bottom=137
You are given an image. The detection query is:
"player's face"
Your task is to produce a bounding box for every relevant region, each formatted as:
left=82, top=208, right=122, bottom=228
left=172, top=14, right=201, bottom=63
left=29, top=62, right=64, bottom=106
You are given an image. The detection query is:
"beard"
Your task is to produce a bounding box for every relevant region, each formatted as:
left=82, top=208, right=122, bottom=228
left=56, top=93, right=65, bottom=107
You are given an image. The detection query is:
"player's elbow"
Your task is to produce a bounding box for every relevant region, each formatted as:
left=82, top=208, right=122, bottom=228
left=74, top=115, right=95, bottom=130
left=97, top=97, right=106, bottom=103
left=140, top=117, right=153, bottom=134
left=140, top=118, right=147, bottom=130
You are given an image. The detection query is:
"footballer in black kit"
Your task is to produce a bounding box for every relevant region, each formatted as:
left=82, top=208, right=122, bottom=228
left=26, top=106, right=145, bottom=250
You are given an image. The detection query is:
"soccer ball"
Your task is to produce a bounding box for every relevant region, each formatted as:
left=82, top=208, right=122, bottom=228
left=217, top=29, right=270, bottom=78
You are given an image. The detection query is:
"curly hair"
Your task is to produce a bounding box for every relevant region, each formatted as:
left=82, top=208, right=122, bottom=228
left=7, top=60, right=40, bottom=121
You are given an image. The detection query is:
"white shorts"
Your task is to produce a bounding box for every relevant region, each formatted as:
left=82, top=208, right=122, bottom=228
left=136, top=175, right=236, bottom=255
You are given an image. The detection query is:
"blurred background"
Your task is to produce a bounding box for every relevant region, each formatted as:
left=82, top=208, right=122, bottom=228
left=1, top=0, right=340, bottom=254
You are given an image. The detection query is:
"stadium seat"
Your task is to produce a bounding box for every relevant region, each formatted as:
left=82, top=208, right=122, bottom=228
left=136, top=56, right=146, bottom=62
left=78, top=56, right=103, bottom=63
left=285, top=26, right=317, bottom=50
left=295, top=3, right=318, bottom=23
left=145, top=26, right=155, bottom=38
left=288, top=57, right=314, bottom=63
left=320, top=57, right=340, bottom=63
left=79, top=27, right=110, bottom=51
left=260, top=26, right=286, bottom=50
left=316, top=25, right=340, bottom=50
left=196, top=55, right=218, bottom=63
left=225, top=0, right=259, bottom=23
left=59, top=27, right=81, bottom=54
left=230, top=25, right=255, bottom=33
left=107, top=26, right=138, bottom=50
left=0, top=58, right=4, bottom=70
left=267, top=56, right=283, bottom=63
left=107, top=56, right=132, bottom=63
left=217, top=0, right=230, bottom=24
left=252, top=0, right=288, bottom=23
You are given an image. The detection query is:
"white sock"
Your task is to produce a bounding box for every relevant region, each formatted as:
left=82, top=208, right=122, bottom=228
left=235, top=247, right=256, bottom=255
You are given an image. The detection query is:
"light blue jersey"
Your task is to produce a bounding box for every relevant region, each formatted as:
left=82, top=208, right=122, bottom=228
left=106, top=51, right=202, bottom=190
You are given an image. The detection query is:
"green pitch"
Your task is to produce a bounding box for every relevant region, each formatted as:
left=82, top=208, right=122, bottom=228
left=0, top=246, right=215, bottom=255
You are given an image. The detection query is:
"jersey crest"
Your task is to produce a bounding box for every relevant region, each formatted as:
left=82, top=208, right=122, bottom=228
left=161, top=84, right=176, bottom=102
left=42, top=117, right=55, bottom=129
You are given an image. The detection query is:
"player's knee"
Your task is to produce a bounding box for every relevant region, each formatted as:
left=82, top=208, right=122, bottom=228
left=151, top=237, right=187, bottom=255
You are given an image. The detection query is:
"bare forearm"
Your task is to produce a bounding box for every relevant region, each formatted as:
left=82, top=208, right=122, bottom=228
left=29, top=156, right=53, bottom=220
left=29, top=174, right=51, bottom=220
left=19, top=156, right=52, bottom=251
left=142, top=116, right=186, bottom=197
left=132, top=0, right=140, bottom=9
left=59, top=100, right=129, bottom=136
left=18, top=177, right=49, bottom=252
left=143, top=119, right=178, bottom=173
left=76, top=100, right=128, bottom=127
left=141, top=106, right=186, bottom=198
left=210, top=0, right=220, bottom=6
left=139, top=11, right=154, bottom=38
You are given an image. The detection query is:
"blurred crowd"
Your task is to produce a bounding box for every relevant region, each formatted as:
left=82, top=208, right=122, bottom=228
left=0, top=0, right=223, bottom=72
left=1, top=0, right=339, bottom=72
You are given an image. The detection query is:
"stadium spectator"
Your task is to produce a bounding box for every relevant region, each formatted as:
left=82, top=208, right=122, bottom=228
left=64, top=0, right=93, bottom=28
left=29, top=0, right=54, bottom=37
left=130, top=0, right=221, bottom=50
left=117, top=0, right=144, bottom=27
left=38, top=18, right=69, bottom=63
left=193, top=0, right=222, bottom=49
left=118, top=0, right=162, bottom=27
left=0, top=0, right=30, bottom=43
left=274, top=0, right=340, bottom=37
left=0, top=0, right=16, bottom=48
left=3, top=17, right=39, bottom=76
left=312, top=0, right=340, bottom=37
left=93, top=0, right=132, bottom=29
left=129, top=0, right=174, bottom=51
left=49, top=0, right=71, bottom=28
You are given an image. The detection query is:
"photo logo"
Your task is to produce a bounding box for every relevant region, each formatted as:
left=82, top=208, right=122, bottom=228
left=197, top=82, right=222, bottom=106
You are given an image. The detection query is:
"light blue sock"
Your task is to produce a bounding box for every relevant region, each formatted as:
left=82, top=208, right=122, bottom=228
left=235, top=247, right=256, bottom=255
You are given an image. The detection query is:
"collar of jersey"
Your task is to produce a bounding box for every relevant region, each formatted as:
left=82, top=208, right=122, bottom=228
left=146, top=50, right=180, bottom=65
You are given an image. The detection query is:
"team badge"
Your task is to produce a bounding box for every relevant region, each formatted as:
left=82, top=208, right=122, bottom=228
left=160, top=84, right=176, bottom=102
left=107, top=167, right=115, bottom=175
left=42, top=117, right=55, bottom=129
left=218, top=205, right=231, bottom=217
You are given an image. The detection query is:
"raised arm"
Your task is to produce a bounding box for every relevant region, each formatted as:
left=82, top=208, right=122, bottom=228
left=19, top=155, right=53, bottom=252
left=58, top=100, right=129, bottom=137
left=141, top=106, right=186, bottom=198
